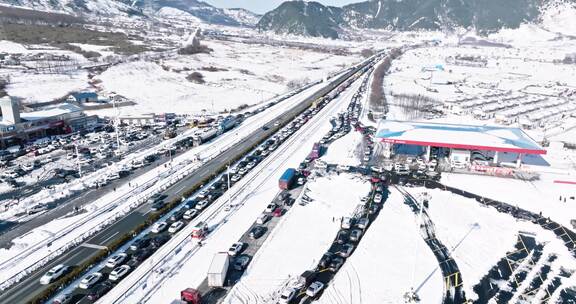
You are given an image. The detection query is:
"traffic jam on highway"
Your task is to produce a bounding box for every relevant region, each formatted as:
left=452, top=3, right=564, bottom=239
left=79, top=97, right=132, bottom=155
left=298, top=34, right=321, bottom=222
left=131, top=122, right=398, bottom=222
left=42, top=60, right=378, bottom=304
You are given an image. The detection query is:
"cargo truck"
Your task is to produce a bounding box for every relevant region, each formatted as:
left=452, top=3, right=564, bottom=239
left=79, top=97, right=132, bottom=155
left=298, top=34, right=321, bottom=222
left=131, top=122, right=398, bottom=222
left=278, top=168, right=297, bottom=190
left=193, top=128, right=218, bottom=146
left=207, top=252, right=230, bottom=287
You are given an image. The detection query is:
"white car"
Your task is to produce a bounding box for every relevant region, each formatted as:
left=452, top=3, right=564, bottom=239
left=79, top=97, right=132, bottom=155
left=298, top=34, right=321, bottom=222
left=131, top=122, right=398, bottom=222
left=246, top=161, right=256, bottom=169
left=168, top=221, right=185, bottom=233
left=297, top=177, right=306, bottom=185
left=22, top=163, right=35, bottom=171
left=228, top=242, right=244, bottom=256
left=78, top=272, right=102, bottom=289
left=306, top=281, right=325, bottom=297
left=256, top=213, right=271, bottom=225
left=109, top=265, right=131, bottom=281
left=341, top=217, right=352, bottom=229
left=197, top=189, right=210, bottom=199
left=278, top=287, right=298, bottom=304
left=39, top=264, right=68, bottom=285
left=183, top=209, right=198, bottom=220
left=106, top=253, right=128, bottom=268
left=265, top=203, right=277, bottom=213
left=195, top=200, right=209, bottom=210
left=374, top=193, right=383, bottom=204
left=151, top=221, right=168, bottom=233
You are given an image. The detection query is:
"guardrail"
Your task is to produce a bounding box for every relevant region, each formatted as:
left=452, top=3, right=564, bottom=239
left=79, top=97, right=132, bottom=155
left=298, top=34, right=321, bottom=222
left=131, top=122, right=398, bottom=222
left=0, top=62, right=364, bottom=294
left=102, top=58, right=374, bottom=304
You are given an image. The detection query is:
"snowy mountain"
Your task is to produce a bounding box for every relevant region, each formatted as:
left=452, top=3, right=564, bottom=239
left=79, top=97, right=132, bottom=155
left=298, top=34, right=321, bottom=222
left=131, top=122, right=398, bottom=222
left=0, top=0, right=140, bottom=16
left=257, top=1, right=344, bottom=39
left=258, top=0, right=565, bottom=38
left=0, top=0, right=261, bottom=26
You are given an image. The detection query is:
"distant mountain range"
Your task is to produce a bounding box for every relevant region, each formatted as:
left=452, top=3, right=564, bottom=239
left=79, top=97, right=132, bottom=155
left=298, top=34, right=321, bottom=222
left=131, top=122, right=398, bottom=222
left=1, top=0, right=573, bottom=39
left=257, top=0, right=561, bottom=38
left=0, top=0, right=261, bottom=26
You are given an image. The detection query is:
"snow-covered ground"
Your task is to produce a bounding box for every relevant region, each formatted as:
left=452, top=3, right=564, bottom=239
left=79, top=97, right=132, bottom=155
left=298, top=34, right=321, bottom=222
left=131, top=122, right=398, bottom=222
left=317, top=188, right=443, bottom=304
left=105, top=68, right=367, bottom=304
left=224, top=173, right=372, bottom=304
left=441, top=172, right=576, bottom=231
left=402, top=186, right=576, bottom=301
left=92, top=39, right=361, bottom=115
left=0, top=79, right=333, bottom=288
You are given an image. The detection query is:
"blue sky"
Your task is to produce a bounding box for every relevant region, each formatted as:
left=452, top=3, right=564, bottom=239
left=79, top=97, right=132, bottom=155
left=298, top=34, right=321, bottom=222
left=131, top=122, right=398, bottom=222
left=205, top=0, right=359, bottom=14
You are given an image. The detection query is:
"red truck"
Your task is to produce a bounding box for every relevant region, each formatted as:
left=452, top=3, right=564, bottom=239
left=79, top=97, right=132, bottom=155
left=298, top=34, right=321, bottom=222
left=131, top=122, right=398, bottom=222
left=180, top=288, right=202, bottom=304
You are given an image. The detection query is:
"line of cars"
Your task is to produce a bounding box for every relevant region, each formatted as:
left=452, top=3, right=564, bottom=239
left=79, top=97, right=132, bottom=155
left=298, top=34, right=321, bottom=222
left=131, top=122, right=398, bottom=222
left=51, top=72, right=360, bottom=304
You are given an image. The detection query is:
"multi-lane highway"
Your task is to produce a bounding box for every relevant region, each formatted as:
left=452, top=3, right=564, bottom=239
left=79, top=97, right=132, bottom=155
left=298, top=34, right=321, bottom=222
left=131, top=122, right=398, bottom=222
left=0, top=56, right=378, bottom=304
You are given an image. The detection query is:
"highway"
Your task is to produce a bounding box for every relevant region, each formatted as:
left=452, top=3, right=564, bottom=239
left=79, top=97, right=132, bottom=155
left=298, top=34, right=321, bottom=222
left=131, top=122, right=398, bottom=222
left=0, top=57, right=377, bottom=304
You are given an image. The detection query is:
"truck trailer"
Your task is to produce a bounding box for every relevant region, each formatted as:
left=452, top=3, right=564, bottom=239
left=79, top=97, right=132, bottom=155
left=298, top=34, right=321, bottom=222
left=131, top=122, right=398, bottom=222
left=193, top=128, right=218, bottom=146
left=278, top=168, right=297, bottom=190
left=207, top=252, right=230, bottom=287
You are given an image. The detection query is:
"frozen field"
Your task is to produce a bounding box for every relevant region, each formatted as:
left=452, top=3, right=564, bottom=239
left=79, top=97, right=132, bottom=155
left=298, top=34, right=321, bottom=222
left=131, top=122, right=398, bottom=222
left=91, top=39, right=361, bottom=116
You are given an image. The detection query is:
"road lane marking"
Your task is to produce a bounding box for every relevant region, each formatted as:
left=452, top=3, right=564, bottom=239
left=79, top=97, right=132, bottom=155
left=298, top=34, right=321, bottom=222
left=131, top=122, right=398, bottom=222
left=81, top=243, right=108, bottom=250
left=99, top=231, right=120, bottom=245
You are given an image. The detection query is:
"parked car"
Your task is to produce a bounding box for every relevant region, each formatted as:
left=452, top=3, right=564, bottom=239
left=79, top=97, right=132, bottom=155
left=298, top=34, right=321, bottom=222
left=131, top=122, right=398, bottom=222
left=373, top=193, right=383, bottom=203
left=228, top=242, right=244, bottom=256
left=106, top=253, right=128, bottom=268
left=272, top=207, right=283, bottom=217
left=278, top=287, right=298, bottom=304
left=127, top=249, right=153, bottom=267
left=356, top=218, right=369, bottom=229
left=195, top=200, right=209, bottom=210
left=150, top=235, right=170, bottom=249
left=349, top=229, right=363, bottom=242
left=170, top=209, right=186, bottom=222
left=168, top=221, right=185, bottom=233
left=328, top=257, right=345, bottom=272
left=249, top=226, right=266, bottom=239
left=306, top=281, right=325, bottom=297
left=341, top=217, right=352, bottom=229
left=109, top=265, right=131, bottom=281
left=336, top=230, right=349, bottom=244
left=233, top=255, right=251, bottom=271
left=130, top=238, right=151, bottom=251
left=78, top=272, right=102, bottom=289
left=318, top=252, right=334, bottom=268
left=151, top=221, right=168, bottom=233
left=52, top=292, right=73, bottom=304
left=39, top=264, right=68, bottom=285
left=256, top=213, right=271, bottom=225
left=265, top=203, right=276, bottom=213
left=183, top=209, right=198, bottom=220
left=87, top=282, right=114, bottom=301
left=337, top=244, right=354, bottom=257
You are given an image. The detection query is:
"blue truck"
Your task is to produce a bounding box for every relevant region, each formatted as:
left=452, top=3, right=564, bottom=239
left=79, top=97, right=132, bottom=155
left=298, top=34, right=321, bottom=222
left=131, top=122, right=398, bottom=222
left=279, top=168, right=297, bottom=190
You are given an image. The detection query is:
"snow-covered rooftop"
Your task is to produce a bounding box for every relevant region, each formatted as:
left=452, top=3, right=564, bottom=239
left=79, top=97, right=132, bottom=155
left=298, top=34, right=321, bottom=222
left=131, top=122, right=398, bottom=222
left=20, top=103, right=82, bottom=121
left=376, top=120, right=546, bottom=155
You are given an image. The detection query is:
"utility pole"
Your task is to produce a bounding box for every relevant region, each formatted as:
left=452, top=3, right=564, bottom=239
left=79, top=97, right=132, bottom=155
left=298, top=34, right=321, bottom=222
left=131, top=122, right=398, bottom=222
left=75, top=144, right=82, bottom=178
left=112, top=99, right=121, bottom=154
